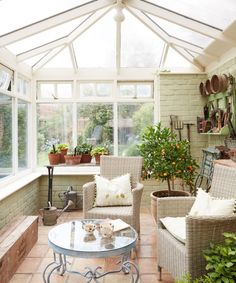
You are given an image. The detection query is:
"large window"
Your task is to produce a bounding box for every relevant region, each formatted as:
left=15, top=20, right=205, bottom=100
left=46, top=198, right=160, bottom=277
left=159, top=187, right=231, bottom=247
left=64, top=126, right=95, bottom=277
left=18, top=100, right=28, bottom=170
left=118, top=103, right=154, bottom=156
left=0, top=93, right=12, bottom=178
left=37, top=103, right=73, bottom=165
left=36, top=81, right=154, bottom=165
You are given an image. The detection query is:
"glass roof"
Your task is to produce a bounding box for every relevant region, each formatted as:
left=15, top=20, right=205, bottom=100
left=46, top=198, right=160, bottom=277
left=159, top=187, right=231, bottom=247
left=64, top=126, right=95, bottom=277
left=148, top=0, right=236, bottom=30
left=0, top=0, right=235, bottom=71
left=73, top=11, right=116, bottom=68
left=147, top=14, right=212, bottom=48
left=121, top=10, right=164, bottom=68
left=7, top=16, right=90, bottom=55
left=0, top=0, right=91, bottom=36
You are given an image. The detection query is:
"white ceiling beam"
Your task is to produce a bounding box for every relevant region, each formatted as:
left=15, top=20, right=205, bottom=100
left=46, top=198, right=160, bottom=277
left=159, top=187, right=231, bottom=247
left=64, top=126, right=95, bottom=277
left=0, top=0, right=116, bottom=46
left=159, top=43, right=169, bottom=69
left=17, top=7, right=112, bottom=62
left=125, top=0, right=236, bottom=45
left=32, top=46, right=65, bottom=72
left=68, top=43, right=78, bottom=73
left=172, top=45, right=204, bottom=71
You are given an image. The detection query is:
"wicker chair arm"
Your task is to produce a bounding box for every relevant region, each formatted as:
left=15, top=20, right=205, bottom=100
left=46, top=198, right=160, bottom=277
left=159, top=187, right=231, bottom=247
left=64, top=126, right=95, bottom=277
left=132, top=182, right=144, bottom=206
left=156, top=197, right=195, bottom=227
left=83, top=181, right=96, bottom=216
left=185, top=215, right=236, bottom=276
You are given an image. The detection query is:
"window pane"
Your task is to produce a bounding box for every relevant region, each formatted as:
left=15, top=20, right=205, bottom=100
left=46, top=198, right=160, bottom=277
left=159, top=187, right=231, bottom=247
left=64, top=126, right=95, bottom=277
left=18, top=100, right=28, bottom=170
left=79, top=83, right=96, bottom=98
left=57, top=83, right=72, bottom=99
left=77, top=104, right=113, bottom=153
left=38, top=83, right=55, bottom=99
left=119, top=83, right=153, bottom=98
left=37, top=104, right=73, bottom=166
left=148, top=0, right=236, bottom=29
left=0, top=93, right=12, bottom=178
left=79, top=83, right=112, bottom=98
left=0, top=65, right=13, bottom=92
left=17, top=77, right=30, bottom=96
left=121, top=10, right=164, bottom=67
left=118, top=103, right=154, bottom=156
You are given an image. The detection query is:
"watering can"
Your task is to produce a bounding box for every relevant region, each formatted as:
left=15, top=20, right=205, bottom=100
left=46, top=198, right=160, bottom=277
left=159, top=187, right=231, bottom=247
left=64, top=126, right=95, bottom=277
left=39, top=200, right=74, bottom=226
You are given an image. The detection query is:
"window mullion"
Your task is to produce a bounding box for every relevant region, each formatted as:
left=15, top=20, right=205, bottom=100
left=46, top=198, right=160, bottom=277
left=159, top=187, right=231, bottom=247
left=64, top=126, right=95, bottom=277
left=113, top=80, right=118, bottom=156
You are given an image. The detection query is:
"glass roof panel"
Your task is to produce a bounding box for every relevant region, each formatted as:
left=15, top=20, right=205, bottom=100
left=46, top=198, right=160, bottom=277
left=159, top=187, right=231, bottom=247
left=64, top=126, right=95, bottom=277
left=163, top=46, right=198, bottom=72
left=121, top=9, right=164, bottom=68
left=148, top=0, right=236, bottom=29
left=147, top=14, right=212, bottom=48
left=0, top=0, right=91, bottom=36
left=43, top=47, right=72, bottom=68
left=24, top=52, right=48, bottom=67
left=73, top=11, right=116, bottom=68
left=7, top=16, right=89, bottom=55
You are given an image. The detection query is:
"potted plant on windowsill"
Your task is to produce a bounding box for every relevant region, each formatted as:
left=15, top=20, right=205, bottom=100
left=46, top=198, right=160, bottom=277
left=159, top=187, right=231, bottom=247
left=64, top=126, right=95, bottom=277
left=138, top=123, right=198, bottom=221
left=78, top=143, right=93, bottom=163
left=57, top=143, right=69, bottom=163
left=48, top=145, right=60, bottom=165
left=64, top=147, right=81, bottom=165
left=91, top=146, right=109, bottom=164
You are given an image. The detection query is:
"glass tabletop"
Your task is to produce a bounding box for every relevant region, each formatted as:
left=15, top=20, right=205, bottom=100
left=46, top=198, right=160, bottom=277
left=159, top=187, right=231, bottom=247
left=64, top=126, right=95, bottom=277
left=48, top=220, right=137, bottom=258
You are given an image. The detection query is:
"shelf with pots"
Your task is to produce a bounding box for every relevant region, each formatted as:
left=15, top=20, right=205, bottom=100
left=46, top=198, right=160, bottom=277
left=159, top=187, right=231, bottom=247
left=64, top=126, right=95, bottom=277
left=198, top=74, right=236, bottom=136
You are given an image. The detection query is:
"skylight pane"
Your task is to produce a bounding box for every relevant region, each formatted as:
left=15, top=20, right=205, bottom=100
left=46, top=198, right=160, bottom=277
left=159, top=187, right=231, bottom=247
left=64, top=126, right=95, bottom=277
left=73, top=12, right=116, bottom=68
left=163, top=47, right=199, bottom=72
left=148, top=0, right=236, bottom=29
left=7, top=16, right=89, bottom=55
left=24, top=53, right=49, bottom=67
left=0, top=0, right=91, bottom=36
left=121, top=10, right=164, bottom=68
left=147, top=14, right=212, bottom=48
left=43, top=48, right=72, bottom=68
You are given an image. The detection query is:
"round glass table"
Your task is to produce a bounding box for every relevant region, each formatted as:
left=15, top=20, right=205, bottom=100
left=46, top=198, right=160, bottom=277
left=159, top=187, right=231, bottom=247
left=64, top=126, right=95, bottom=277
left=43, top=220, right=139, bottom=283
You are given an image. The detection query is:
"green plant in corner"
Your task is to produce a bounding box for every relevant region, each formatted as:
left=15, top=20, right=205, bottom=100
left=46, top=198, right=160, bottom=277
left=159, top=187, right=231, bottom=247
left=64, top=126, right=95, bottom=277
left=204, top=232, right=236, bottom=282
left=138, top=122, right=198, bottom=195
left=77, top=143, right=93, bottom=154
left=49, top=144, right=58, bottom=154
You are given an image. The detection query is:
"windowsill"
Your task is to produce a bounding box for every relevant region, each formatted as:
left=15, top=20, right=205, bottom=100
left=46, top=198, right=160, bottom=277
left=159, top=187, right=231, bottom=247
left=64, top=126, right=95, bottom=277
left=0, top=165, right=100, bottom=201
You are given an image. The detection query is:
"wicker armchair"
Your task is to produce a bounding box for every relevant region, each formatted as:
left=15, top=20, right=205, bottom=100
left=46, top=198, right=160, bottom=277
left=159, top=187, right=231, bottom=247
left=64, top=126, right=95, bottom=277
left=157, top=163, right=236, bottom=280
left=83, top=156, right=143, bottom=235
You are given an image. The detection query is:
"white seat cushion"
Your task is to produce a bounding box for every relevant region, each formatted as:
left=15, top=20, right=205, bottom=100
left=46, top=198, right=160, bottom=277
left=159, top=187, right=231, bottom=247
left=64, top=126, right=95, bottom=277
left=160, top=217, right=186, bottom=243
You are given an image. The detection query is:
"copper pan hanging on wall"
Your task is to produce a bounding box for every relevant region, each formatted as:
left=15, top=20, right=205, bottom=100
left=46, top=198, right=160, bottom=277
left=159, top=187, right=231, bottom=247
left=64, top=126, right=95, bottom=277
left=199, top=82, right=207, bottom=96
left=211, top=74, right=228, bottom=93
left=205, top=79, right=213, bottom=95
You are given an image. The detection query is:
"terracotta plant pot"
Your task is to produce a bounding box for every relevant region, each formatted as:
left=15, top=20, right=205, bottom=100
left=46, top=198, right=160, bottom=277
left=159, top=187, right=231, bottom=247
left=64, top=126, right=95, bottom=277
left=64, top=155, right=81, bottom=165
left=80, top=153, right=92, bottom=163
left=211, top=74, right=228, bottom=93
left=150, top=190, right=190, bottom=223
left=48, top=153, right=60, bottom=165
left=94, top=154, right=101, bottom=165
left=199, top=82, right=206, bottom=96
left=205, top=79, right=213, bottom=95
left=60, top=149, right=68, bottom=163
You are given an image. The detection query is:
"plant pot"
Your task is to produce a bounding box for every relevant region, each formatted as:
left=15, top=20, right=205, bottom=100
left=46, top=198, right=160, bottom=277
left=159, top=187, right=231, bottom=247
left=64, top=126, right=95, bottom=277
left=60, top=149, right=68, bottom=163
left=94, top=154, right=101, bottom=164
left=150, top=190, right=190, bottom=223
left=64, top=155, right=81, bottom=165
left=48, top=153, right=60, bottom=165
left=80, top=153, right=92, bottom=163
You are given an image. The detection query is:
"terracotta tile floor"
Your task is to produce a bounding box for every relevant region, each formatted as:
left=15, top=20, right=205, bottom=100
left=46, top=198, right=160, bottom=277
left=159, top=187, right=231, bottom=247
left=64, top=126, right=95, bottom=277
left=10, top=208, right=174, bottom=283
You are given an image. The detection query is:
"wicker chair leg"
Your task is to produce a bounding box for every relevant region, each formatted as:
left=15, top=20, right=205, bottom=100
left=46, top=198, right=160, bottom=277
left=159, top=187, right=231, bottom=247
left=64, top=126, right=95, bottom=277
left=158, top=265, right=162, bottom=281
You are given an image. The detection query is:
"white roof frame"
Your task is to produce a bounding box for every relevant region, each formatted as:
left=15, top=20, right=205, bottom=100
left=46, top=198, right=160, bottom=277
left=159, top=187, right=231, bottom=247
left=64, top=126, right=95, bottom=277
left=17, top=7, right=113, bottom=62
left=125, top=0, right=236, bottom=45
left=0, top=0, right=116, bottom=47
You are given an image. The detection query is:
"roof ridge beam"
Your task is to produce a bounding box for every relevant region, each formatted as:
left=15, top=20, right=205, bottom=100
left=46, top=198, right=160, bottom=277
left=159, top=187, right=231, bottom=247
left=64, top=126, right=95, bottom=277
left=0, top=0, right=116, bottom=46
left=125, top=0, right=236, bottom=45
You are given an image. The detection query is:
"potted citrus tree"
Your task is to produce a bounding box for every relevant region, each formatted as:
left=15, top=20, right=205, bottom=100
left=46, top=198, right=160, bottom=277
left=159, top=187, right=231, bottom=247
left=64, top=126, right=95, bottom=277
left=91, top=146, right=109, bottom=164
left=138, top=123, right=198, bottom=221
